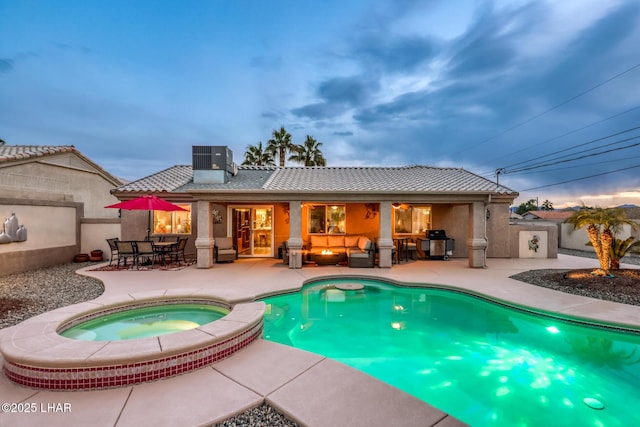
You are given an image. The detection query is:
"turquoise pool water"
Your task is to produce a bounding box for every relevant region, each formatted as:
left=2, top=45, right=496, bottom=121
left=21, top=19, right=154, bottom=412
left=262, top=279, right=640, bottom=427
left=60, top=303, right=229, bottom=341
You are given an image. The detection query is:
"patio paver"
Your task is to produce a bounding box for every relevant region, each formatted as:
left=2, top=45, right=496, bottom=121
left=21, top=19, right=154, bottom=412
left=1, top=255, right=638, bottom=426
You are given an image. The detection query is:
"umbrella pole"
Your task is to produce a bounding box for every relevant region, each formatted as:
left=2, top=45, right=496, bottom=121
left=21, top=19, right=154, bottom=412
left=147, top=210, right=151, bottom=240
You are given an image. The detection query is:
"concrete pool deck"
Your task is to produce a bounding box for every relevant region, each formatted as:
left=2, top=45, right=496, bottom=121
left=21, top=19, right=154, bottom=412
left=1, top=254, right=639, bottom=426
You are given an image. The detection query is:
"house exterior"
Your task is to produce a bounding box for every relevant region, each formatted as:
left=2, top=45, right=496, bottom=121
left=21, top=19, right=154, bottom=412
left=111, top=146, right=524, bottom=269
left=521, top=210, right=574, bottom=221
left=0, top=145, right=123, bottom=275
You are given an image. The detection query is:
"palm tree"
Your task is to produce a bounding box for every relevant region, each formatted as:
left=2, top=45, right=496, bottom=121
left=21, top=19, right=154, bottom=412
left=565, top=206, right=638, bottom=276
left=610, top=237, right=640, bottom=270
left=267, top=126, right=293, bottom=167
left=242, top=142, right=275, bottom=166
left=289, top=135, right=327, bottom=166
left=515, top=199, right=538, bottom=215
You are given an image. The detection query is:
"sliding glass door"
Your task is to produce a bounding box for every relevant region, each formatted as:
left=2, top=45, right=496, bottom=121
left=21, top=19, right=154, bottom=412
left=230, top=206, right=273, bottom=257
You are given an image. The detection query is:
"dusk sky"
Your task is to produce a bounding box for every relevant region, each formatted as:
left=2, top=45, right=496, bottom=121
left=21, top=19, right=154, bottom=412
left=2, top=0, right=640, bottom=208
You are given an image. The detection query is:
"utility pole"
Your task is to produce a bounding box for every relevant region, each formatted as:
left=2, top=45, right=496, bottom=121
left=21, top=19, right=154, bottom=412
left=495, top=168, right=505, bottom=186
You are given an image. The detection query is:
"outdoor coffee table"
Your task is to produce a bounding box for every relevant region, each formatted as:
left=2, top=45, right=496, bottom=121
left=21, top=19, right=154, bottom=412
left=312, top=252, right=342, bottom=266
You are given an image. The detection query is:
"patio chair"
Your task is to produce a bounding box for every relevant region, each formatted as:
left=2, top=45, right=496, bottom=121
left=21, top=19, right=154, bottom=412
left=169, top=237, right=188, bottom=264
left=406, top=239, right=418, bottom=260
left=116, top=241, right=137, bottom=268
left=348, top=240, right=376, bottom=268
left=135, top=240, right=157, bottom=268
left=214, top=237, right=237, bottom=263
left=106, top=237, right=120, bottom=266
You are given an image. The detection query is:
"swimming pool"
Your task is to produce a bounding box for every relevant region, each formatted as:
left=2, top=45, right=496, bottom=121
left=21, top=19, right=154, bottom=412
left=262, top=278, right=640, bottom=427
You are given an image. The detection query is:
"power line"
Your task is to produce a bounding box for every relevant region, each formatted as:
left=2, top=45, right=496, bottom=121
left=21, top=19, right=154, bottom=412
left=508, top=154, right=640, bottom=176
left=520, top=163, right=640, bottom=191
left=507, top=134, right=640, bottom=174
left=501, top=125, right=640, bottom=172
left=462, top=61, right=640, bottom=154
left=479, top=107, right=640, bottom=175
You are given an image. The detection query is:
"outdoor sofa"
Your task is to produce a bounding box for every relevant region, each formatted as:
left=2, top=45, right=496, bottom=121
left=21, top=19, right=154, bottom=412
left=307, top=235, right=375, bottom=268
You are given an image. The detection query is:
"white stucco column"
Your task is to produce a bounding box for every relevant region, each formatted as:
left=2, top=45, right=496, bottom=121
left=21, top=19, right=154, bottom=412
left=288, top=201, right=304, bottom=268
left=378, top=202, right=393, bottom=268
left=195, top=200, right=214, bottom=269
left=467, top=201, right=487, bottom=268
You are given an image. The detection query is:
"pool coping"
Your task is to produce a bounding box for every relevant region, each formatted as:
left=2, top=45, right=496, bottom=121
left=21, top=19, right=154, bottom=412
left=1, top=256, right=638, bottom=426
left=0, top=289, right=264, bottom=390
left=298, top=274, right=640, bottom=334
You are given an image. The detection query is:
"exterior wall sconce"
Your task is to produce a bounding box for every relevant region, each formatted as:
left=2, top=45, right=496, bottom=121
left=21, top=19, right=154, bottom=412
left=486, top=208, right=491, bottom=220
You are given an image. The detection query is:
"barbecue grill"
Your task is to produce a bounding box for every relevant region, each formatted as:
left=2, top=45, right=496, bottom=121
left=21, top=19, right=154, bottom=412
left=420, top=230, right=455, bottom=260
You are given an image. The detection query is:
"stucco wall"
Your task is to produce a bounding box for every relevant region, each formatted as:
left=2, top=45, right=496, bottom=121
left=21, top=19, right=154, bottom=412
left=0, top=199, right=82, bottom=276
left=80, top=220, right=121, bottom=256
left=432, top=204, right=468, bottom=258
left=0, top=160, right=121, bottom=218
left=560, top=222, right=639, bottom=251
left=273, top=203, right=289, bottom=253
left=509, top=223, right=558, bottom=259
left=486, top=203, right=511, bottom=258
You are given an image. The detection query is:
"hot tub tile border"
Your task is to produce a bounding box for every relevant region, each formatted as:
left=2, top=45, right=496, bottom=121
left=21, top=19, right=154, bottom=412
left=3, top=322, right=263, bottom=390
left=0, top=291, right=265, bottom=391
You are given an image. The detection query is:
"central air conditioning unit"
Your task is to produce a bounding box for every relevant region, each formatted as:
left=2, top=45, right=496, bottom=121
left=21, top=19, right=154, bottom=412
left=192, top=146, right=235, bottom=184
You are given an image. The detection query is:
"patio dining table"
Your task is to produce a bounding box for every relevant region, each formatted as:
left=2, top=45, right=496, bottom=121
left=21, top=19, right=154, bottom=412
left=393, top=237, right=410, bottom=263
left=152, top=241, right=178, bottom=264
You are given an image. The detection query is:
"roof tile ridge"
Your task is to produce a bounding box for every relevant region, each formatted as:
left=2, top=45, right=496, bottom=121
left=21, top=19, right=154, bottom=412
left=124, top=164, right=191, bottom=186
left=261, top=167, right=281, bottom=188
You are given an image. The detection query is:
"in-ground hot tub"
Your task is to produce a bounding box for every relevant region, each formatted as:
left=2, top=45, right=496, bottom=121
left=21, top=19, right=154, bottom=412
left=0, top=289, right=264, bottom=391
left=59, top=303, right=231, bottom=341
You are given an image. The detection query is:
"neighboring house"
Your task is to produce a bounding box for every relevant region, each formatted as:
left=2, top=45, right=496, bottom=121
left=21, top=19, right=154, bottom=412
left=111, top=146, right=541, bottom=269
left=521, top=210, right=574, bottom=221
left=0, top=145, right=123, bottom=275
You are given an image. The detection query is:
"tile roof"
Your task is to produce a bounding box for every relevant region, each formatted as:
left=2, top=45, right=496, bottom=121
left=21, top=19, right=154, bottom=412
left=264, top=165, right=516, bottom=194
left=0, top=145, right=122, bottom=185
left=114, top=165, right=194, bottom=193
left=0, top=145, right=76, bottom=162
left=181, top=166, right=278, bottom=191
left=113, top=164, right=517, bottom=195
left=524, top=211, right=575, bottom=220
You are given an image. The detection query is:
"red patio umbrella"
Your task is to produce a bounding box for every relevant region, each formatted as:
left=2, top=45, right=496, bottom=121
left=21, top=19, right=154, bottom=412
left=106, top=195, right=187, bottom=239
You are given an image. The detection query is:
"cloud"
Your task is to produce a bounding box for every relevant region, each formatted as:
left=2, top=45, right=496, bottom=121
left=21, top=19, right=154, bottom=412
left=291, top=76, right=381, bottom=120
left=351, top=35, right=437, bottom=73
left=291, top=102, right=348, bottom=120
left=316, top=76, right=379, bottom=106
left=333, top=131, right=353, bottom=137
left=0, top=59, right=13, bottom=73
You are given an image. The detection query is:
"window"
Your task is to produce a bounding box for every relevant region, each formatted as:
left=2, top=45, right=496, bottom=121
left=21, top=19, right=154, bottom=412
left=308, top=204, right=346, bottom=234
left=153, top=204, right=192, bottom=234
left=393, top=205, right=431, bottom=235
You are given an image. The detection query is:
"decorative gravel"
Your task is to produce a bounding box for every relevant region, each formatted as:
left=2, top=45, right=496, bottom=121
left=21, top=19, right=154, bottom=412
left=509, top=248, right=640, bottom=307
left=0, top=262, right=104, bottom=329
left=211, top=403, right=298, bottom=427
